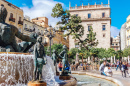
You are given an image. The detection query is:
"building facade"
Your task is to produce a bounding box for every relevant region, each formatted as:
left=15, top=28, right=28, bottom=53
left=0, top=0, right=24, bottom=42
left=126, top=15, right=130, bottom=48
left=69, top=1, right=111, bottom=50
left=32, top=17, right=49, bottom=28
left=23, top=16, right=45, bottom=43
left=111, top=36, right=120, bottom=51
left=120, top=23, right=126, bottom=50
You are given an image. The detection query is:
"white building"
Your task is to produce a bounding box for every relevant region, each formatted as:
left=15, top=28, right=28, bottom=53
left=69, top=0, right=111, bottom=50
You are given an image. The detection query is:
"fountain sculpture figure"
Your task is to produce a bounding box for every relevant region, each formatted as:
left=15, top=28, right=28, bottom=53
left=59, top=45, right=69, bottom=76
left=33, top=36, right=46, bottom=81
left=51, top=50, right=57, bottom=66
left=0, top=5, right=37, bottom=52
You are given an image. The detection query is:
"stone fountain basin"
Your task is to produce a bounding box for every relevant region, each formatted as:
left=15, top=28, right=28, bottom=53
left=58, top=76, right=77, bottom=86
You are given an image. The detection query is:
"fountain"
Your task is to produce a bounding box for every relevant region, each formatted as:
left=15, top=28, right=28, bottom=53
left=0, top=5, right=77, bottom=86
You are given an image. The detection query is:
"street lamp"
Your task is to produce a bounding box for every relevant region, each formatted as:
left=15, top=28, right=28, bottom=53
left=44, top=25, right=56, bottom=57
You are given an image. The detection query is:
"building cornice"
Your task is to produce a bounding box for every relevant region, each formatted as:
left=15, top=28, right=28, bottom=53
left=2, top=0, right=23, bottom=11
left=69, top=7, right=110, bottom=12
left=81, top=18, right=111, bottom=22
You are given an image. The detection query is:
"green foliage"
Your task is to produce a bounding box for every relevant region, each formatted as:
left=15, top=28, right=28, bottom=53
left=78, top=48, right=90, bottom=59
left=51, top=3, right=98, bottom=50
left=107, top=48, right=116, bottom=57
left=68, top=48, right=79, bottom=59
left=87, top=26, right=98, bottom=48
left=122, top=47, right=130, bottom=57
left=115, top=50, right=123, bottom=60
left=45, top=44, right=64, bottom=56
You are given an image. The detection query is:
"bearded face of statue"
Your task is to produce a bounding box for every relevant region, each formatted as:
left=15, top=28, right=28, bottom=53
left=0, top=5, right=8, bottom=23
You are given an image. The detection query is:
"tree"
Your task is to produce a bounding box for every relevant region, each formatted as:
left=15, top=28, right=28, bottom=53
left=45, top=44, right=64, bottom=56
left=68, top=48, right=79, bottom=59
left=107, top=48, right=116, bottom=57
left=51, top=3, right=98, bottom=50
left=115, top=50, right=123, bottom=60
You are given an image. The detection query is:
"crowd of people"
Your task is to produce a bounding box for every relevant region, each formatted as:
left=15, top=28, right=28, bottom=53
left=99, top=60, right=130, bottom=78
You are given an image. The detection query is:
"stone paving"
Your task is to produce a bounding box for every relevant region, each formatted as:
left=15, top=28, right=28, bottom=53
left=112, top=69, right=130, bottom=86
left=71, top=68, right=130, bottom=86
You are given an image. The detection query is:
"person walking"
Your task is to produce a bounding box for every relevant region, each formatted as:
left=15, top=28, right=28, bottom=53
left=119, top=60, right=122, bottom=70
left=125, top=62, right=130, bottom=77
left=99, top=61, right=107, bottom=76
left=121, top=62, right=127, bottom=77
left=116, top=60, right=120, bottom=71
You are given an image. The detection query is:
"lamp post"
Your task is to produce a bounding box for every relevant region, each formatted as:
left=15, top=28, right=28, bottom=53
left=44, top=25, right=56, bottom=57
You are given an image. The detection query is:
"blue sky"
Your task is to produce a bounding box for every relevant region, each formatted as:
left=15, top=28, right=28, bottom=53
left=6, top=0, right=130, bottom=37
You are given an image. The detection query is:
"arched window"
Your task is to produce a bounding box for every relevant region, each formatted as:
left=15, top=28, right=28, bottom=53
left=10, top=13, right=13, bottom=18
left=25, top=24, right=27, bottom=28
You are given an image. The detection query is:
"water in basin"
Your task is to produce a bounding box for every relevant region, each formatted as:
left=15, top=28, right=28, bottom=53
left=72, top=74, right=118, bottom=86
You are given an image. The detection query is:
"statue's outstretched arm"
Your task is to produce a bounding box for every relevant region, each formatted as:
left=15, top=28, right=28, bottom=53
left=59, top=51, right=64, bottom=59
left=15, top=26, right=36, bottom=43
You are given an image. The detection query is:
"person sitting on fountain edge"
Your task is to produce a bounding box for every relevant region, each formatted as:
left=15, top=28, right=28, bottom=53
left=99, top=60, right=107, bottom=76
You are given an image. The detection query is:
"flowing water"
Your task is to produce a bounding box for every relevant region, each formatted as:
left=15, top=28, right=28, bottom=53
left=0, top=53, right=58, bottom=86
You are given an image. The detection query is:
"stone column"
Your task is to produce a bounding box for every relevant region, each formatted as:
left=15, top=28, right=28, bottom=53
left=88, top=56, right=90, bottom=64
left=128, top=56, right=129, bottom=63
left=111, top=56, right=113, bottom=63
left=75, top=53, right=79, bottom=64
left=114, top=56, right=116, bottom=63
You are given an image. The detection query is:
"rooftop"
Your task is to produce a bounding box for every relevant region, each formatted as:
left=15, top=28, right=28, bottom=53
left=69, top=1, right=110, bottom=11
left=2, top=0, right=23, bottom=11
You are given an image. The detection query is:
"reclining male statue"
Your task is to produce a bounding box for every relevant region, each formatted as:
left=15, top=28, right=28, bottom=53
left=0, top=5, right=37, bottom=52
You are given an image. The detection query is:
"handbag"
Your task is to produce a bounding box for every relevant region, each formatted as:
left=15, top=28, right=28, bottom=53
left=121, top=67, right=124, bottom=71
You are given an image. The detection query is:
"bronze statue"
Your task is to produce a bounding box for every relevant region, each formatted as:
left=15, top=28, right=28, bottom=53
left=51, top=50, right=57, bottom=66
left=59, top=45, right=69, bottom=75
left=0, top=5, right=37, bottom=52
left=33, top=36, right=46, bottom=81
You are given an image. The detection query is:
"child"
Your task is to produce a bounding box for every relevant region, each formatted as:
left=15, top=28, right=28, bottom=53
left=104, top=63, right=113, bottom=77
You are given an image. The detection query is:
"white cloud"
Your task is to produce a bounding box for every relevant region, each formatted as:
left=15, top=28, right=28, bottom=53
left=20, top=0, right=64, bottom=27
left=111, top=26, right=120, bottom=37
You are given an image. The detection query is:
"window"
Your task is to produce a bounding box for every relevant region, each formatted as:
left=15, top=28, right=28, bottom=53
left=19, top=17, right=21, bottom=21
left=88, top=26, right=91, bottom=31
left=112, top=44, right=114, bottom=46
left=10, top=13, right=13, bottom=18
left=88, top=13, right=91, bottom=18
left=102, top=13, right=105, bottom=18
left=75, top=14, right=78, bottom=17
left=19, top=28, right=21, bottom=32
left=25, top=24, right=27, bottom=28
left=103, top=34, right=106, bottom=37
left=102, top=25, right=106, bottom=31
left=116, top=44, right=118, bottom=46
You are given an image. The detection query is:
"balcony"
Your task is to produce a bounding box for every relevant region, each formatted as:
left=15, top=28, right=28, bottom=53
left=18, top=21, right=23, bottom=25
left=9, top=17, right=15, bottom=22
left=38, top=32, right=41, bottom=35
left=127, top=26, right=130, bottom=30
left=24, top=28, right=29, bottom=31
left=29, top=29, right=33, bottom=32
left=127, top=35, right=130, bottom=39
